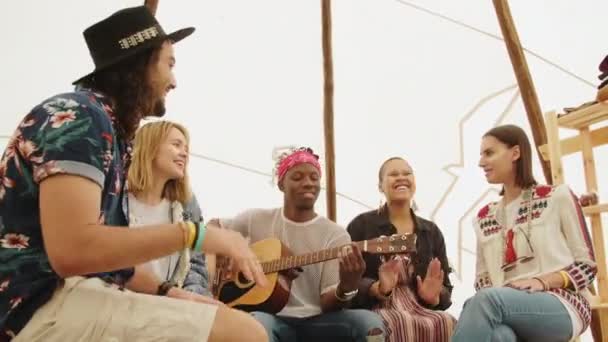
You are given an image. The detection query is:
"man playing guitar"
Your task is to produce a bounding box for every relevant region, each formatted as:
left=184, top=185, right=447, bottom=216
left=213, top=147, right=386, bottom=342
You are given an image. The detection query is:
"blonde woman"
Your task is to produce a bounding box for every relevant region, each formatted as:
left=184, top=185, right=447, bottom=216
left=128, top=121, right=216, bottom=300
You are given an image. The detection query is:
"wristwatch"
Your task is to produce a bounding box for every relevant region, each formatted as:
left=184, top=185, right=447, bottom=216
left=335, top=287, right=358, bottom=302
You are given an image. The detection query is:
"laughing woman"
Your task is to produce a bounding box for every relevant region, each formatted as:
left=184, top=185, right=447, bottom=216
left=127, top=120, right=215, bottom=300
left=452, top=125, right=597, bottom=341
left=347, top=157, right=456, bottom=342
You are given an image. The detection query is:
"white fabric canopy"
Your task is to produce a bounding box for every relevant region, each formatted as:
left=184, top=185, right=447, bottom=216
left=2, top=2, right=606, bottom=339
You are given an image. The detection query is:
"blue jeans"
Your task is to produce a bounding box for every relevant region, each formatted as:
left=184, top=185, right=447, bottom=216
left=452, top=287, right=573, bottom=342
left=251, top=309, right=385, bottom=342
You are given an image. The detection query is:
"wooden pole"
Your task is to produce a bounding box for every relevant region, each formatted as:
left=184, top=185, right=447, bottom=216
left=492, top=0, right=552, bottom=184
left=321, top=0, right=337, bottom=221
left=144, top=0, right=159, bottom=15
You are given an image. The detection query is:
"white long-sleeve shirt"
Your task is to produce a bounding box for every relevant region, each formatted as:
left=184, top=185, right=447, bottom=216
left=473, top=184, right=597, bottom=337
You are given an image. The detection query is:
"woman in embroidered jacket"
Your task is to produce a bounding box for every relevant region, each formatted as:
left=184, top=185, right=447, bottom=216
left=127, top=121, right=218, bottom=301
left=347, top=157, right=456, bottom=342
left=452, top=125, right=597, bottom=341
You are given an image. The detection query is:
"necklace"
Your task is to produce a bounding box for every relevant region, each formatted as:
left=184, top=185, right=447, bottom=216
left=500, top=187, right=535, bottom=272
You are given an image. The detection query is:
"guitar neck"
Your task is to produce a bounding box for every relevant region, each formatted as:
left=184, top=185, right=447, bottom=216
left=261, top=241, right=366, bottom=274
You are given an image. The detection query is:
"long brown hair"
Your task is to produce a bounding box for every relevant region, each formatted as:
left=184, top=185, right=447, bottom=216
left=78, top=41, right=167, bottom=140
left=483, top=124, right=537, bottom=191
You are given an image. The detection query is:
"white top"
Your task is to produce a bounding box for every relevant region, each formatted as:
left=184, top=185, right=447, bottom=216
left=473, top=184, right=597, bottom=336
left=223, top=208, right=350, bottom=318
left=128, top=193, right=181, bottom=282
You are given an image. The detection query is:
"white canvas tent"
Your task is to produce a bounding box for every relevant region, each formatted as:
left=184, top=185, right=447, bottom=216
left=2, top=1, right=607, bottom=340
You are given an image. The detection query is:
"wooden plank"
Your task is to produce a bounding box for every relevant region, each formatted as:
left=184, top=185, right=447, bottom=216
left=538, top=126, right=608, bottom=161
left=588, top=294, right=608, bottom=308
left=544, top=111, right=564, bottom=184
left=581, top=129, right=608, bottom=342
left=561, top=110, right=608, bottom=130
left=581, top=129, right=608, bottom=306
left=321, top=0, right=337, bottom=222
left=588, top=289, right=608, bottom=342
left=581, top=128, right=599, bottom=191
left=591, top=303, right=608, bottom=310
left=590, top=309, right=608, bottom=342
left=558, top=101, right=608, bottom=129
left=583, top=203, right=608, bottom=216
left=492, top=0, right=552, bottom=184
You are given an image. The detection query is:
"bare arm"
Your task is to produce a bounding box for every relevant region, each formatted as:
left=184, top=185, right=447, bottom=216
left=126, top=264, right=224, bottom=306
left=320, top=287, right=348, bottom=312
left=40, top=175, right=184, bottom=277
left=40, top=175, right=264, bottom=284
left=320, top=243, right=365, bottom=312
left=205, top=218, right=221, bottom=287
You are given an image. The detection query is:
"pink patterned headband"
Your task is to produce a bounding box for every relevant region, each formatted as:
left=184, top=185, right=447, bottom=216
left=276, top=149, right=321, bottom=183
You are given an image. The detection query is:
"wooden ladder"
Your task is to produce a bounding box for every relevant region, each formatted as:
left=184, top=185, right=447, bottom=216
left=539, top=101, right=608, bottom=341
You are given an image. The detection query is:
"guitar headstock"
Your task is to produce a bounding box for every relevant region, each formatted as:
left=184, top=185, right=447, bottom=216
left=362, top=233, right=416, bottom=255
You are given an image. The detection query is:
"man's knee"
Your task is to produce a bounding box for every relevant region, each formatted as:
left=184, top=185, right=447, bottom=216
left=341, top=309, right=385, bottom=341
left=209, top=307, right=268, bottom=342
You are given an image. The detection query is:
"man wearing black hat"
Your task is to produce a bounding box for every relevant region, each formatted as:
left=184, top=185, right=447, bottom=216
left=0, top=6, right=267, bottom=342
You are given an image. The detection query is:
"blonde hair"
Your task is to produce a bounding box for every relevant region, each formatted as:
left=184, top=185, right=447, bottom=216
left=128, top=120, right=192, bottom=204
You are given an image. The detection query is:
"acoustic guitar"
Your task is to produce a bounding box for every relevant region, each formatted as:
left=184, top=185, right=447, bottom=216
left=212, top=233, right=416, bottom=313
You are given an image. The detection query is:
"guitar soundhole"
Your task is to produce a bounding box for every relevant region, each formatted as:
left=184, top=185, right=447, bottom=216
left=238, top=272, right=250, bottom=285
left=218, top=280, right=256, bottom=304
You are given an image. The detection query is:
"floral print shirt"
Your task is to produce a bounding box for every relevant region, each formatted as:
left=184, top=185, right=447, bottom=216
left=0, top=90, right=133, bottom=340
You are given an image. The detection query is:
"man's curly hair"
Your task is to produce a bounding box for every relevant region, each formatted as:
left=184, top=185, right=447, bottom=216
left=78, top=40, right=168, bottom=139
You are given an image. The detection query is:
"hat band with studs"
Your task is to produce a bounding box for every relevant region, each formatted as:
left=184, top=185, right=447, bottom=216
left=118, top=25, right=162, bottom=50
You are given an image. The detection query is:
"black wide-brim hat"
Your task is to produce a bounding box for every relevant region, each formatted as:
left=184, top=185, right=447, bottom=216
left=73, top=6, right=194, bottom=85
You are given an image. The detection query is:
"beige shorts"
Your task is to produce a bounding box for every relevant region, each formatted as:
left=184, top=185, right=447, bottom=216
left=14, top=277, right=217, bottom=342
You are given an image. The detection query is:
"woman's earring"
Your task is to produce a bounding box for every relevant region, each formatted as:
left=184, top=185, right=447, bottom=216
left=411, top=199, right=418, bottom=212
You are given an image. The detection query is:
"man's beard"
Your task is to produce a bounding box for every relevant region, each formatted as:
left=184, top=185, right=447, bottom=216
left=151, top=98, right=166, bottom=117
